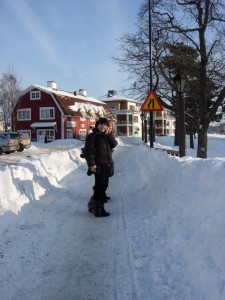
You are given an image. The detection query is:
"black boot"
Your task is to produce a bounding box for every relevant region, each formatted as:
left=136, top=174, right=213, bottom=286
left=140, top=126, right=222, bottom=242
left=88, top=196, right=96, bottom=214
left=94, top=204, right=110, bottom=217
left=103, top=193, right=111, bottom=203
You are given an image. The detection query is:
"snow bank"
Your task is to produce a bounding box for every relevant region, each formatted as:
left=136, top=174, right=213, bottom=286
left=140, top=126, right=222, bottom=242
left=0, top=147, right=84, bottom=215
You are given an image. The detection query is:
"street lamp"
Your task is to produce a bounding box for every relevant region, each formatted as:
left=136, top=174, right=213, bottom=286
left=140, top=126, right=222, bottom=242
left=173, top=71, right=186, bottom=157
left=174, top=71, right=186, bottom=94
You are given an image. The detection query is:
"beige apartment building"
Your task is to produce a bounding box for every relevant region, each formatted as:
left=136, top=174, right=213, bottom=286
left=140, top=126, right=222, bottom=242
left=99, top=90, right=175, bottom=137
left=99, top=90, right=142, bottom=136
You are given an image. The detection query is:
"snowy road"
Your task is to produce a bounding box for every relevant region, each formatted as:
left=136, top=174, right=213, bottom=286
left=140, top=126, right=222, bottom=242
left=0, top=141, right=142, bottom=300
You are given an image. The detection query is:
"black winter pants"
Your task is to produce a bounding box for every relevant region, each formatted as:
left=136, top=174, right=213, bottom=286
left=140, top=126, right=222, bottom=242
left=93, top=164, right=109, bottom=204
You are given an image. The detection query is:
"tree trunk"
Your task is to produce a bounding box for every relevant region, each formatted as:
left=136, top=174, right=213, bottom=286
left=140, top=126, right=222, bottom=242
left=197, top=129, right=207, bottom=158
left=190, top=125, right=194, bottom=149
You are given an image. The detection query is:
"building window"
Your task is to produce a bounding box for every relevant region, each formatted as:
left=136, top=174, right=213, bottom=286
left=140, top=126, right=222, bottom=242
left=67, top=121, right=77, bottom=128
left=133, top=116, right=138, bottom=123
left=17, top=109, right=31, bottom=120
left=40, top=107, right=55, bottom=119
left=80, top=130, right=86, bottom=140
left=67, top=129, right=73, bottom=139
left=30, top=91, right=41, bottom=100
left=37, top=129, right=55, bottom=142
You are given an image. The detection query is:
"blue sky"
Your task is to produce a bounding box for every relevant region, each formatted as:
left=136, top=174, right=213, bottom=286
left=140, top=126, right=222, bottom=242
left=0, top=0, right=142, bottom=98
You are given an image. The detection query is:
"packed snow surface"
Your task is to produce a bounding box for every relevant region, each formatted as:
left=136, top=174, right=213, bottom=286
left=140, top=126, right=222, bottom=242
left=0, top=135, right=225, bottom=300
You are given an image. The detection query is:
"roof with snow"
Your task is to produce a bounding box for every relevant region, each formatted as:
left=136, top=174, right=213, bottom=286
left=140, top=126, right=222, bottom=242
left=98, top=93, right=140, bottom=104
left=18, top=84, right=115, bottom=119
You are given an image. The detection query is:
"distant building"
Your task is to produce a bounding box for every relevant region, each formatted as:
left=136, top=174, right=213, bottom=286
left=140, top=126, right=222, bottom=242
left=13, top=81, right=114, bottom=142
left=0, top=118, right=4, bottom=131
left=154, top=109, right=175, bottom=135
left=0, top=109, right=4, bottom=131
left=98, top=90, right=141, bottom=136
left=99, top=90, right=175, bottom=137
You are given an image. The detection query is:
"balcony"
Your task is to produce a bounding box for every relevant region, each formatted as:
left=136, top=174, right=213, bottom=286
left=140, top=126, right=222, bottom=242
left=117, top=120, right=133, bottom=125
left=116, top=109, right=140, bottom=114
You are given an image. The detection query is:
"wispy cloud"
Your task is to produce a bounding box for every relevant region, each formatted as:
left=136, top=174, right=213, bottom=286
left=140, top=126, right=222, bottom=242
left=7, top=0, right=71, bottom=77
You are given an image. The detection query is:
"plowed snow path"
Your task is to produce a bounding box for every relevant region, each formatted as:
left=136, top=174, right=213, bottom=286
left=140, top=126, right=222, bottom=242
left=0, top=143, right=142, bottom=300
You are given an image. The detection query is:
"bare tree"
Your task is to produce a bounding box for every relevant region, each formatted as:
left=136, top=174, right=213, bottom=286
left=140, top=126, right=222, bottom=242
left=0, top=68, right=22, bottom=131
left=113, top=0, right=225, bottom=158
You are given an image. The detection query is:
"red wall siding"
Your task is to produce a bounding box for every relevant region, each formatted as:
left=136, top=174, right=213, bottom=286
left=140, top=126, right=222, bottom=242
left=14, top=89, right=62, bottom=140
left=64, top=117, right=96, bottom=139
left=14, top=88, right=99, bottom=141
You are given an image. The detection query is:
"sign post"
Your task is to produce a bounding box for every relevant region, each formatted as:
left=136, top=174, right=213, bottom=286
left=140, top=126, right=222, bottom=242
left=148, top=0, right=154, bottom=148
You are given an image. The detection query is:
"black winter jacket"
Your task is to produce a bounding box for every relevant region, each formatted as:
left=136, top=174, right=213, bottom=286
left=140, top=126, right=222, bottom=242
left=85, top=128, right=118, bottom=167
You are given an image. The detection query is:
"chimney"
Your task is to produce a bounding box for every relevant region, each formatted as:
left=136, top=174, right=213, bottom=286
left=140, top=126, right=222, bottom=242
left=47, top=81, right=57, bottom=90
left=79, top=89, right=87, bottom=97
left=108, top=90, right=117, bottom=97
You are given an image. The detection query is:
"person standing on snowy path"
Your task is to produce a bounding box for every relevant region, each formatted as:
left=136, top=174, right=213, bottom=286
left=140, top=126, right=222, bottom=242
left=85, top=118, right=118, bottom=217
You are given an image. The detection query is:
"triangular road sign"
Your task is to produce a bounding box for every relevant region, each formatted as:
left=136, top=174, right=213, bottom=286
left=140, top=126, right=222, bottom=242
left=141, top=90, right=163, bottom=111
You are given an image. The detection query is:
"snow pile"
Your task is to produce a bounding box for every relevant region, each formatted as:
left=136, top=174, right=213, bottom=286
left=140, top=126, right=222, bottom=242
left=0, top=147, right=83, bottom=215
left=69, top=102, right=105, bottom=115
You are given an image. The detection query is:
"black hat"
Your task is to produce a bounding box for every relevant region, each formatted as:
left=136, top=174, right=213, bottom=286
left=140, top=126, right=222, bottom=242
left=98, top=118, right=108, bottom=125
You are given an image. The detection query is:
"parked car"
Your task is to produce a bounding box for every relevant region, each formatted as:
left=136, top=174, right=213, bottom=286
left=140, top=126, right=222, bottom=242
left=17, top=132, right=31, bottom=151
left=0, top=131, right=31, bottom=152
left=0, top=132, right=19, bottom=155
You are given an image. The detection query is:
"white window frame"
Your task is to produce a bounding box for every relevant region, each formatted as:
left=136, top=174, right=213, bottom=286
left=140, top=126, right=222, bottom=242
left=30, top=91, right=41, bottom=100
left=133, top=116, right=138, bottom=123
left=40, top=107, right=55, bottom=120
left=67, top=129, right=73, bottom=139
left=17, top=109, right=31, bottom=120
left=37, top=129, right=55, bottom=142
left=80, top=130, right=86, bottom=140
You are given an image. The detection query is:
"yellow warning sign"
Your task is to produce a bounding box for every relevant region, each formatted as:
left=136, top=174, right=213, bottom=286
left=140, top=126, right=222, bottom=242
left=141, top=90, right=163, bottom=112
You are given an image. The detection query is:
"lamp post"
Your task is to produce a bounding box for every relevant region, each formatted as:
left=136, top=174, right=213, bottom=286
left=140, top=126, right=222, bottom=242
left=173, top=71, right=186, bottom=157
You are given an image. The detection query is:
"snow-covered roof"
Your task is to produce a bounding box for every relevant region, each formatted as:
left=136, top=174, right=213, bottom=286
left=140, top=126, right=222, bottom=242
left=69, top=102, right=105, bottom=114
left=18, top=84, right=115, bottom=120
left=98, top=94, right=140, bottom=104
left=21, top=84, right=104, bottom=105
left=30, top=122, right=57, bottom=128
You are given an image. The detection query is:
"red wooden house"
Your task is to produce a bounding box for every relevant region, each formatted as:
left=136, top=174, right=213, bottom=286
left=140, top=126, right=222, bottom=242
left=13, top=81, right=114, bottom=142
